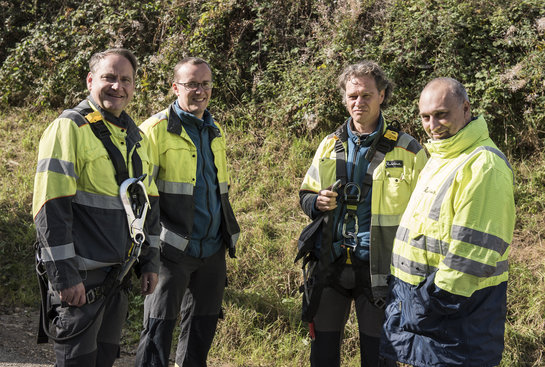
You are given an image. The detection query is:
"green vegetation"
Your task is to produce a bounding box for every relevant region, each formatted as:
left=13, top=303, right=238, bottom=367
left=1, top=0, right=544, bottom=366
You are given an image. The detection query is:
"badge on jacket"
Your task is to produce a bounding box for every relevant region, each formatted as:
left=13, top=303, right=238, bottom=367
left=386, top=160, right=403, bottom=168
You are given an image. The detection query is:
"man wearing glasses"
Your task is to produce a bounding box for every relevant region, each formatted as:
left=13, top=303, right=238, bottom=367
left=135, top=57, right=240, bottom=366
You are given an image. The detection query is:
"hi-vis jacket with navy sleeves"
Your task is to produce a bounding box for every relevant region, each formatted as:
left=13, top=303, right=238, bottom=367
left=139, top=104, right=239, bottom=261
left=381, top=115, right=516, bottom=367
left=32, top=98, right=160, bottom=292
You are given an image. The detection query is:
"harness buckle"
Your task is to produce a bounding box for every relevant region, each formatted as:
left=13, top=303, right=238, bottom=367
left=86, top=288, right=98, bottom=304
left=373, top=297, right=387, bottom=309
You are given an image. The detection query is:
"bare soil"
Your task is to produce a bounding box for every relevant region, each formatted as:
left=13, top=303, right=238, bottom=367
left=0, top=305, right=135, bottom=367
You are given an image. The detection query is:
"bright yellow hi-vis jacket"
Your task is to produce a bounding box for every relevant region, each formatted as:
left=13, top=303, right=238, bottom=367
left=381, top=116, right=516, bottom=366
left=390, top=115, right=515, bottom=296
left=33, top=98, right=160, bottom=292
left=139, top=105, right=239, bottom=261
left=300, top=119, right=428, bottom=299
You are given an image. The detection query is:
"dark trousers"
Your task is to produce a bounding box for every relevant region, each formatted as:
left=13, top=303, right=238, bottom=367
left=52, top=268, right=128, bottom=367
left=135, top=246, right=226, bottom=367
left=309, top=266, right=395, bottom=367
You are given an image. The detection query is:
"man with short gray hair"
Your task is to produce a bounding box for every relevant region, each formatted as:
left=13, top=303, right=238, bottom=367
left=297, top=61, right=427, bottom=366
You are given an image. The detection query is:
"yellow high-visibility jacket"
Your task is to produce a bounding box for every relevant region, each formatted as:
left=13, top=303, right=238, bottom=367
left=300, top=118, right=428, bottom=300
left=381, top=115, right=516, bottom=366
left=33, top=98, right=160, bottom=291
left=140, top=105, right=239, bottom=261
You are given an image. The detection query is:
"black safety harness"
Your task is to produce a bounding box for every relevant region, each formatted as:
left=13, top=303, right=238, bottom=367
left=36, top=100, right=148, bottom=343
left=295, top=120, right=400, bottom=327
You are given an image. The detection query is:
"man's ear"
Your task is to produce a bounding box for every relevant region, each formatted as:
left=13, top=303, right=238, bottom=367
left=86, top=72, right=93, bottom=91
left=463, top=100, right=471, bottom=121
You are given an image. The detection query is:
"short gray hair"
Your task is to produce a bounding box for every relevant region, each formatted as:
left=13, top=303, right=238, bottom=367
left=423, top=77, right=469, bottom=104
left=337, top=61, right=393, bottom=107
left=89, top=48, right=138, bottom=77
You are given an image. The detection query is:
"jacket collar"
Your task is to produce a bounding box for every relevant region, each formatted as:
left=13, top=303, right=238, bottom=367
left=85, top=96, right=142, bottom=144
left=425, top=115, right=488, bottom=158
left=336, top=113, right=384, bottom=145
left=166, top=102, right=219, bottom=137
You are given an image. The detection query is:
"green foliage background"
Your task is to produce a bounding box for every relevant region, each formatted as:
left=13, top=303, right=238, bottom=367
left=1, top=0, right=544, bottom=366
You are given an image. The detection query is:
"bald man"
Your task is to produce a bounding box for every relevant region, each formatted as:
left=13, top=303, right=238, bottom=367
left=380, top=78, right=515, bottom=367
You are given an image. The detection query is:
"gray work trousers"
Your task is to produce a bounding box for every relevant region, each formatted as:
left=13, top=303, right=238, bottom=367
left=135, top=246, right=226, bottom=367
left=51, top=268, right=128, bottom=367
left=310, top=265, right=394, bottom=367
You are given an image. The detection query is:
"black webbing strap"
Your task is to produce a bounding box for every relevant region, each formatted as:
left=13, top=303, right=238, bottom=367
left=334, top=138, right=348, bottom=186
left=69, top=102, right=142, bottom=185
left=88, top=120, right=131, bottom=185
left=334, top=123, right=400, bottom=202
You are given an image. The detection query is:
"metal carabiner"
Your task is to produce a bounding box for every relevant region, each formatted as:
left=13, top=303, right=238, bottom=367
left=342, top=212, right=359, bottom=238
left=120, top=175, right=150, bottom=256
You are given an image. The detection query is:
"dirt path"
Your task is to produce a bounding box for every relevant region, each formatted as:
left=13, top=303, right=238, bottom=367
left=0, top=306, right=135, bottom=367
left=0, top=306, right=232, bottom=367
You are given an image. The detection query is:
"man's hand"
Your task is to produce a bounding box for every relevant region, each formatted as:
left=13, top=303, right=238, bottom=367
left=59, top=282, right=86, bottom=307
left=316, top=189, right=338, bottom=212
left=141, top=272, right=158, bottom=295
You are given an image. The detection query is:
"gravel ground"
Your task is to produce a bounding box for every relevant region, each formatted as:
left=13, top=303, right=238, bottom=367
left=0, top=306, right=135, bottom=367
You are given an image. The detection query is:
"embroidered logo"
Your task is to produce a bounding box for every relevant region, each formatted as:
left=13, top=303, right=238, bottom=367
left=385, top=160, right=403, bottom=168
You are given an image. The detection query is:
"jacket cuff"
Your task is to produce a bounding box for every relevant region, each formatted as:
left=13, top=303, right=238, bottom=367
left=45, top=258, right=82, bottom=291
left=299, top=191, right=320, bottom=219
left=138, top=246, right=160, bottom=274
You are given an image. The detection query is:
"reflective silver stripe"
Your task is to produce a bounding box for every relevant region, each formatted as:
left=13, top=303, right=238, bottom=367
left=392, top=253, right=436, bottom=277
left=306, top=164, right=320, bottom=184
left=152, top=165, right=159, bottom=180
left=443, top=253, right=509, bottom=278
left=36, top=158, right=78, bottom=179
left=160, top=227, right=189, bottom=251
left=429, top=146, right=512, bottom=221
left=451, top=225, right=509, bottom=255
left=371, top=273, right=388, bottom=287
left=73, top=191, right=123, bottom=210
left=426, top=237, right=449, bottom=256
left=219, top=181, right=229, bottom=195
left=397, top=133, right=413, bottom=149
left=231, top=232, right=240, bottom=246
left=482, top=146, right=513, bottom=177
left=395, top=226, right=410, bottom=243
left=371, top=213, right=402, bottom=227
left=41, top=243, right=76, bottom=262
left=405, top=235, right=448, bottom=256
left=147, top=235, right=160, bottom=249
left=156, top=179, right=193, bottom=195
left=369, top=150, right=385, bottom=174
left=77, top=256, right=118, bottom=271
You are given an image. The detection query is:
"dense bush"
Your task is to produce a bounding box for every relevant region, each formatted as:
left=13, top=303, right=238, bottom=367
left=1, top=0, right=544, bottom=155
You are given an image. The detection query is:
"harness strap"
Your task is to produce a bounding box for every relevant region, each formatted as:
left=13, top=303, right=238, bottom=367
left=63, top=100, right=143, bottom=185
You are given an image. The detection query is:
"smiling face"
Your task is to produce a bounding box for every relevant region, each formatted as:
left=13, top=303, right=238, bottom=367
left=173, top=62, right=212, bottom=119
left=419, top=81, right=471, bottom=140
left=344, top=75, right=385, bottom=134
left=86, top=54, right=135, bottom=117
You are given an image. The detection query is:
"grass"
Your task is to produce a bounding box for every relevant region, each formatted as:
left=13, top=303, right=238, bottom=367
left=1, top=107, right=544, bottom=366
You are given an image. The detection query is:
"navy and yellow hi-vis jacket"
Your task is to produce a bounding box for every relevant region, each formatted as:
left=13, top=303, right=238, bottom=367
left=32, top=98, right=160, bottom=292
left=380, top=116, right=516, bottom=367
left=300, top=118, right=428, bottom=300
left=139, top=104, right=240, bottom=261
